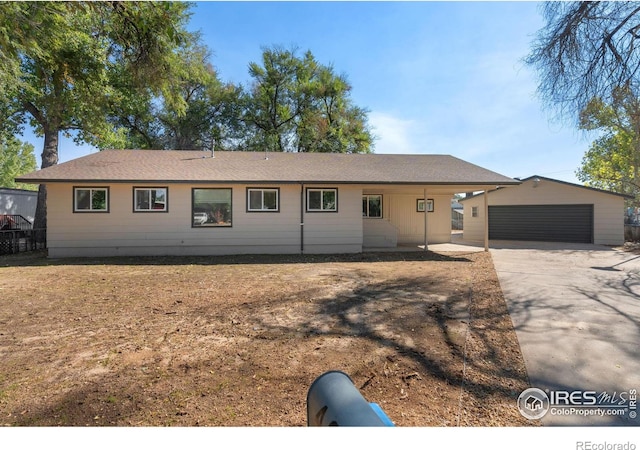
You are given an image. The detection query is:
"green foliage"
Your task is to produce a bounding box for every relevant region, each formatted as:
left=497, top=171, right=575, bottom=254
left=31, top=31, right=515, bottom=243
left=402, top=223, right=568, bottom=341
left=106, top=45, right=373, bottom=153
left=0, top=3, right=373, bottom=158
left=106, top=41, right=244, bottom=151
left=0, top=1, right=194, bottom=227
left=0, top=137, right=37, bottom=190
left=0, top=1, right=192, bottom=153
left=577, top=87, right=640, bottom=202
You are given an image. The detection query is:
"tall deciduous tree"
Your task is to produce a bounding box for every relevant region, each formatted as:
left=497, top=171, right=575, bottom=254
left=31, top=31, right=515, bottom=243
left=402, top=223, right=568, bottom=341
left=105, top=41, right=244, bottom=151
left=0, top=1, right=193, bottom=230
left=0, top=137, right=37, bottom=190
left=577, top=86, right=640, bottom=201
left=158, top=46, right=243, bottom=151
left=243, top=46, right=373, bottom=153
left=526, top=2, right=640, bottom=124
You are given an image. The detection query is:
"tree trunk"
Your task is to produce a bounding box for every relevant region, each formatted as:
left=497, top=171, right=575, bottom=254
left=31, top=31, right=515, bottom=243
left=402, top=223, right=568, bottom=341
left=33, top=128, right=59, bottom=237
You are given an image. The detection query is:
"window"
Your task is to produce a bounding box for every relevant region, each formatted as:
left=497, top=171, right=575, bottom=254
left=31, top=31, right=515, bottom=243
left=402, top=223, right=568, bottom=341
left=134, top=187, right=167, bottom=212
left=362, top=194, right=382, bottom=218
left=417, top=198, right=434, bottom=212
left=472, top=206, right=479, bottom=218
left=247, top=188, right=279, bottom=212
left=192, top=188, right=232, bottom=227
left=74, top=187, right=109, bottom=212
left=307, top=188, right=337, bottom=212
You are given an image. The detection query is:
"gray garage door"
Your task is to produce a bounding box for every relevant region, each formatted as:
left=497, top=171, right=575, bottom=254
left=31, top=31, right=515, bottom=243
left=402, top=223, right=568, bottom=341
left=489, top=204, right=594, bottom=243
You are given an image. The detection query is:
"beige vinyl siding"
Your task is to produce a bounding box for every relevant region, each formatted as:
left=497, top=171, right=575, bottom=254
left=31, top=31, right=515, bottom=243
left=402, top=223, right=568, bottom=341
left=46, top=182, right=364, bottom=257
left=362, top=189, right=396, bottom=248
left=463, top=200, right=486, bottom=243
left=302, top=185, right=362, bottom=254
left=462, top=178, right=625, bottom=245
left=362, top=219, right=398, bottom=248
left=595, top=196, right=625, bottom=245
left=387, top=193, right=452, bottom=245
left=47, top=183, right=303, bottom=257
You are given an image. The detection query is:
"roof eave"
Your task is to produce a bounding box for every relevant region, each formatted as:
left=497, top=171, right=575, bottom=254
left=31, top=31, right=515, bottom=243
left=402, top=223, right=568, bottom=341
left=14, top=178, right=521, bottom=186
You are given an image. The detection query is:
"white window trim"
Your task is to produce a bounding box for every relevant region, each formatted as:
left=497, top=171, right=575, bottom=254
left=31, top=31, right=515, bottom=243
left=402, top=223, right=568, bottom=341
left=306, top=188, right=338, bottom=212
left=363, top=194, right=383, bottom=218
left=247, top=188, right=279, bottom=212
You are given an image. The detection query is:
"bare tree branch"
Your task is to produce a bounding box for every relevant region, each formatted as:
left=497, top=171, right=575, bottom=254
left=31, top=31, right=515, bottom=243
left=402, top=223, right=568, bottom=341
left=527, top=1, right=640, bottom=123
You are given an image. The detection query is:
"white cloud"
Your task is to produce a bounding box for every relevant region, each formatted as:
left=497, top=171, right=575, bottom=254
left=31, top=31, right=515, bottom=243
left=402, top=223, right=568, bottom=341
left=368, top=111, right=418, bottom=155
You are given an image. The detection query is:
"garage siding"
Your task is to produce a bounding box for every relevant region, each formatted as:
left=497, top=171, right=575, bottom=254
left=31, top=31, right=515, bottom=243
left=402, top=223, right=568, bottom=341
left=488, top=204, right=594, bottom=243
left=462, top=177, right=626, bottom=245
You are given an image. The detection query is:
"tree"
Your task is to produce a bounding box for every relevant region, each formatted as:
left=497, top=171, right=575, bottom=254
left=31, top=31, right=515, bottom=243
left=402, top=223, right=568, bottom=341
left=0, top=137, right=37, bottom=190
left=243, top=47, right=315, bottom=152
left=242, top=46, right=373, bottom=153
left=297, top=66, right=373, bottom=153
left=526, top=2, right=640, bottom=124
left=105, top=41, right=244, bottom=151
left=153, top=43, right=244, bottom=152
left=576, top=86, right=640, bottom=200
left=0, top=1, right=193, bottom=230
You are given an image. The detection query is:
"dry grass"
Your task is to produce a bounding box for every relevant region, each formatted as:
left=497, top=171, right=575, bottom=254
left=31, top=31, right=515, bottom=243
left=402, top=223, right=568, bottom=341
left=0, top=250, right=537, bottom=427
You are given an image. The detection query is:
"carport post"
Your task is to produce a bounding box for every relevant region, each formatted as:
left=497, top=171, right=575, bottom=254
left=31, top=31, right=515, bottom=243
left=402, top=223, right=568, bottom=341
left=483, top=189, right=489, bottom=251
left=423, top=187, right=428, bottom=251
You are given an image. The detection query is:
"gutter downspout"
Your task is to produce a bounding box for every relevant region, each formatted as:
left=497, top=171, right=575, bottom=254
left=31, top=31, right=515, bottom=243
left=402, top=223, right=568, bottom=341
left=484, top=189, right=489, bottom=252
left=300, top=183, right=304, bottom=254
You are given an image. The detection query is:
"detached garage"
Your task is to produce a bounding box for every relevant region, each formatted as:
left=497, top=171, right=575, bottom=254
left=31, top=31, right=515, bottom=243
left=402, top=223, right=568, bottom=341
left=461, top=176, right=631, bottom=246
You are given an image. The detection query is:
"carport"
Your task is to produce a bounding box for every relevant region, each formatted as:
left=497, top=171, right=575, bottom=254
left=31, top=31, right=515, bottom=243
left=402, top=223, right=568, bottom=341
left=461, top=175, right=630, bottom=246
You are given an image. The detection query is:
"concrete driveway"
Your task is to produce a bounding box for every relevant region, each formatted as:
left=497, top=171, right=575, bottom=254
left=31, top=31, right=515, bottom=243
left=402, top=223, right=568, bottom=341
left=489, top=241, right=640, bottom=426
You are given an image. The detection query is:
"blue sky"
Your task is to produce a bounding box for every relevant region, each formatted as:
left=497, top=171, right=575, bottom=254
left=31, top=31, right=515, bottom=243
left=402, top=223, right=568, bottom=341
left=25, top=1, right=594, bottom=184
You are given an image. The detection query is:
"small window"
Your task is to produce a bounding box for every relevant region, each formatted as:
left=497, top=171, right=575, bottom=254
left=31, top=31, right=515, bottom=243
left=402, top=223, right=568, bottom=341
left=247, top=188, right=279, bottom=212
left=362, top=194, right=382, bottom=218
left=134, top=187, right=167, bottom=212
left=417, top=198, right=434, bottom=212
left=192, top=188, right=232, bottom=227
left=74, top=187, right=109, bottom=212
left=307, top=188, right=337, bottom=212
left=472, top=206, right=479, bottom=218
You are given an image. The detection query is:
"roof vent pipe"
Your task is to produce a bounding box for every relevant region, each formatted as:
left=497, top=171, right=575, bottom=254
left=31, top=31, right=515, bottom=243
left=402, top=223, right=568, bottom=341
left=203, top=144, right=215, bottom=159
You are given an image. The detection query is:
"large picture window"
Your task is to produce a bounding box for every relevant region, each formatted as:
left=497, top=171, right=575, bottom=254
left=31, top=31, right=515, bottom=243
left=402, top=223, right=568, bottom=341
left=362, top=194, right=382, bottom=218
left=247, top=188, right=279, bottom=212
left=307, top=188, right=337, bottom=212
left=134, top=187, right=167, bottom=212
left=192, top=188, right=232, bottom=227
left=74, top=187, right=109, bottom=212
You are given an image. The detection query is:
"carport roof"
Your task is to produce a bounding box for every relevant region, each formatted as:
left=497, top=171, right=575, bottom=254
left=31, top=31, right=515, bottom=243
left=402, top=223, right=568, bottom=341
left=17, top=149, right=520, bottom=187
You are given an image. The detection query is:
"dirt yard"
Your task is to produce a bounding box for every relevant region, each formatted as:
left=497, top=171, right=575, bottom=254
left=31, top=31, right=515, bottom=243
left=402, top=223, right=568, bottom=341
left=0, top=250, right=536, bottom=427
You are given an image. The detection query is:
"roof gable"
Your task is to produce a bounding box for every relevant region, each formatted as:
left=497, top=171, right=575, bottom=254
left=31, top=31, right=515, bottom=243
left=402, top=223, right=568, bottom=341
left=459, top=175, right=633, bottom=200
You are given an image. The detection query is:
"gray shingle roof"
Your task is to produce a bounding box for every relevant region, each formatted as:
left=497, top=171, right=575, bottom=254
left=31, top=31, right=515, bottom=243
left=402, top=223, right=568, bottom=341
left=17, top=149, right=519, bottom=186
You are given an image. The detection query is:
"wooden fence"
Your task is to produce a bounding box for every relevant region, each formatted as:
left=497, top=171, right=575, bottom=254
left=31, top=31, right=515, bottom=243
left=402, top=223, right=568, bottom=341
left=625, top=225, right=640, bottom=242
